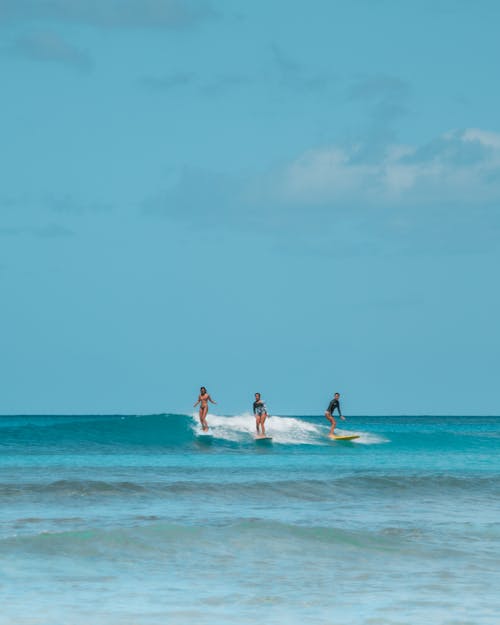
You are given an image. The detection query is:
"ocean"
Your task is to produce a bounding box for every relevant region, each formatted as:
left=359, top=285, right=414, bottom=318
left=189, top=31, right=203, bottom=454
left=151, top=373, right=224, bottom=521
left=0, top=414, right=499, bottom=625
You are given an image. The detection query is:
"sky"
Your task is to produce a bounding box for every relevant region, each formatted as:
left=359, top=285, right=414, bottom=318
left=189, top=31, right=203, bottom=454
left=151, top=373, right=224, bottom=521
left=1, top=0, right=499, bottom=415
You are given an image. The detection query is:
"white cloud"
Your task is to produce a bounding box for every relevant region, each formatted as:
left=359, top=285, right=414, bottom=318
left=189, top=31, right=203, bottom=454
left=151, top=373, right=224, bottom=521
left=272, top=129, right=500, bottom=206
left=461, top=128, right=500, bottom=149
left=143, top=127, right=500, bottom=254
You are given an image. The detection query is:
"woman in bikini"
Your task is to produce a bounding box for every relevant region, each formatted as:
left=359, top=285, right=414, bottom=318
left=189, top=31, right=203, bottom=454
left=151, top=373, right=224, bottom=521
left=193, top=387, right=216, bottom=432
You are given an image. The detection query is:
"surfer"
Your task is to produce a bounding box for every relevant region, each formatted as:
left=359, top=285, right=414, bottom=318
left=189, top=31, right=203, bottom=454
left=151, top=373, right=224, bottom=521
left=325, top=392, right=345, bottom=436
left=253, top=393, right=268, bottom=438
left=193, top=387, right=216, bottom=432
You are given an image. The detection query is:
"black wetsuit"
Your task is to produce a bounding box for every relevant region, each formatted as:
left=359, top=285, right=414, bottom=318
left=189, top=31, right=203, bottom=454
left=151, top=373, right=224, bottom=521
left=327, top=398, right=342, bottom=417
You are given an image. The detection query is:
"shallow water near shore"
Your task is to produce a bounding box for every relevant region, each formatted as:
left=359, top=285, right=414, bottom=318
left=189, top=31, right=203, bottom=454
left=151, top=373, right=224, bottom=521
left=1, top=414, right=499, bottom=624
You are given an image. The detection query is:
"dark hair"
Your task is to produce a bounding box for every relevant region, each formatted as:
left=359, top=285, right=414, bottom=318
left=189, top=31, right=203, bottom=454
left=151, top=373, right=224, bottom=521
left=200, top=387, right=206, bottom=392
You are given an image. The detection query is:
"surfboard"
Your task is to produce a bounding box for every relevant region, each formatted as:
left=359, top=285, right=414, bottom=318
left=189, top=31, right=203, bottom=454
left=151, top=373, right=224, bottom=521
left=328, top=434, right=360, bottom=441
left=197, top=433, right=213, bottom=443
left=255, top=436, right=273, bottom=442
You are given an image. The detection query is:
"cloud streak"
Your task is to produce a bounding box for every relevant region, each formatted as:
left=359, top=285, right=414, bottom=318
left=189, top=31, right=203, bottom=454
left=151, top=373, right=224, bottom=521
left=5, top=30, right=92, bottom=71
left=271, top=44, right=336, bottom=92
left=348, top=75, right=410, bottom=103
left=44, top=194, right=112, bottom=214
left=0, top=223, right=75, bottom=238
left=140, top=71, right=195, bottom=91
left=140, top=44, right=335, bottom=98
left=0, top=0, right=216, bottom=30
left=140, top=70, right=252, bottom=96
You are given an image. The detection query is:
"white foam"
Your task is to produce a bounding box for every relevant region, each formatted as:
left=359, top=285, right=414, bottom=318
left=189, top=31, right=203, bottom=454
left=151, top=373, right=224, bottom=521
left=190, top=413, right=325, bottom=444
left=190, top=414, right=389, bottom=445
left=357, top=433, right=390, bottom=445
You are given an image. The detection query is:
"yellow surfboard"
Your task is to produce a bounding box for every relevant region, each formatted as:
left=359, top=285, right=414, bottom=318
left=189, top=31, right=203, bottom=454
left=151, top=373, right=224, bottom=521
left=328, top=434, right=360, bottom=441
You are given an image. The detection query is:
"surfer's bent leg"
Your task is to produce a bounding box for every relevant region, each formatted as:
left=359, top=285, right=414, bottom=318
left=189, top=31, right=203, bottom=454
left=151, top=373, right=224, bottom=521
left=325, top=411, right=336, bottom=435
left=260, top=413, right=267, bottom=436
left=200, top=406, right=209, bottom=431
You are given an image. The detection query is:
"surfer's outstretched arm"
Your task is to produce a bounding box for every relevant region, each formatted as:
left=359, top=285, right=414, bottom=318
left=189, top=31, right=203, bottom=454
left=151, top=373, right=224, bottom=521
left=338, top=402, right=346, bottom=420
left=208, top=395, right=216, bottom=404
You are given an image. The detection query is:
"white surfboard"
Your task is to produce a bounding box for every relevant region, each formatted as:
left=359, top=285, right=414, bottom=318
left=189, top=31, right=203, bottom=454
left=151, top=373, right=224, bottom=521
left=197, top=433, right=213, bottom=442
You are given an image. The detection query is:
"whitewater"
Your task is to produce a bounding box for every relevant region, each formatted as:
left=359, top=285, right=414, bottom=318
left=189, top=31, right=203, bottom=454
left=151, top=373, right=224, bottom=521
left=1, top=414, right=499, bottom=625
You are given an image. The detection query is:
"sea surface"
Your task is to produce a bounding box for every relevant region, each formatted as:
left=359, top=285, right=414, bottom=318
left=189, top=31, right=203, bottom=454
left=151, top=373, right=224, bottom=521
left=0, top=413, right=499, bottom=625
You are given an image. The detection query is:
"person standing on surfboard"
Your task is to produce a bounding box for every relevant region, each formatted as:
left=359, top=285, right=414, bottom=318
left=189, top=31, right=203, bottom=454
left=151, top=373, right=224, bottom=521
left=194, top=387, right=216, bottom=432
left=325, top=392, right=345, bottom=436
left=253, top=393, right=268, bottom=438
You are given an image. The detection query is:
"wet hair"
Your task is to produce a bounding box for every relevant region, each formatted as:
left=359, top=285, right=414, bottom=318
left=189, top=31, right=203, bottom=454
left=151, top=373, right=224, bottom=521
left=200, top=387, right=207, bottom=393
left=334, top=392, right=340, bottom=396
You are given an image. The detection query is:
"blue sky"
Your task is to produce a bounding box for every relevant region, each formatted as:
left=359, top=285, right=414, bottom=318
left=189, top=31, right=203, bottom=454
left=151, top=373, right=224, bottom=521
left=1, top=0, right=499, bottom=415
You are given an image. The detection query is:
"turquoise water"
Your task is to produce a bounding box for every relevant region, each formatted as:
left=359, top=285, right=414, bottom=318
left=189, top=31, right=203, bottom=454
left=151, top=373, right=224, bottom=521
left=1, top=414, right=499, bottom=625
